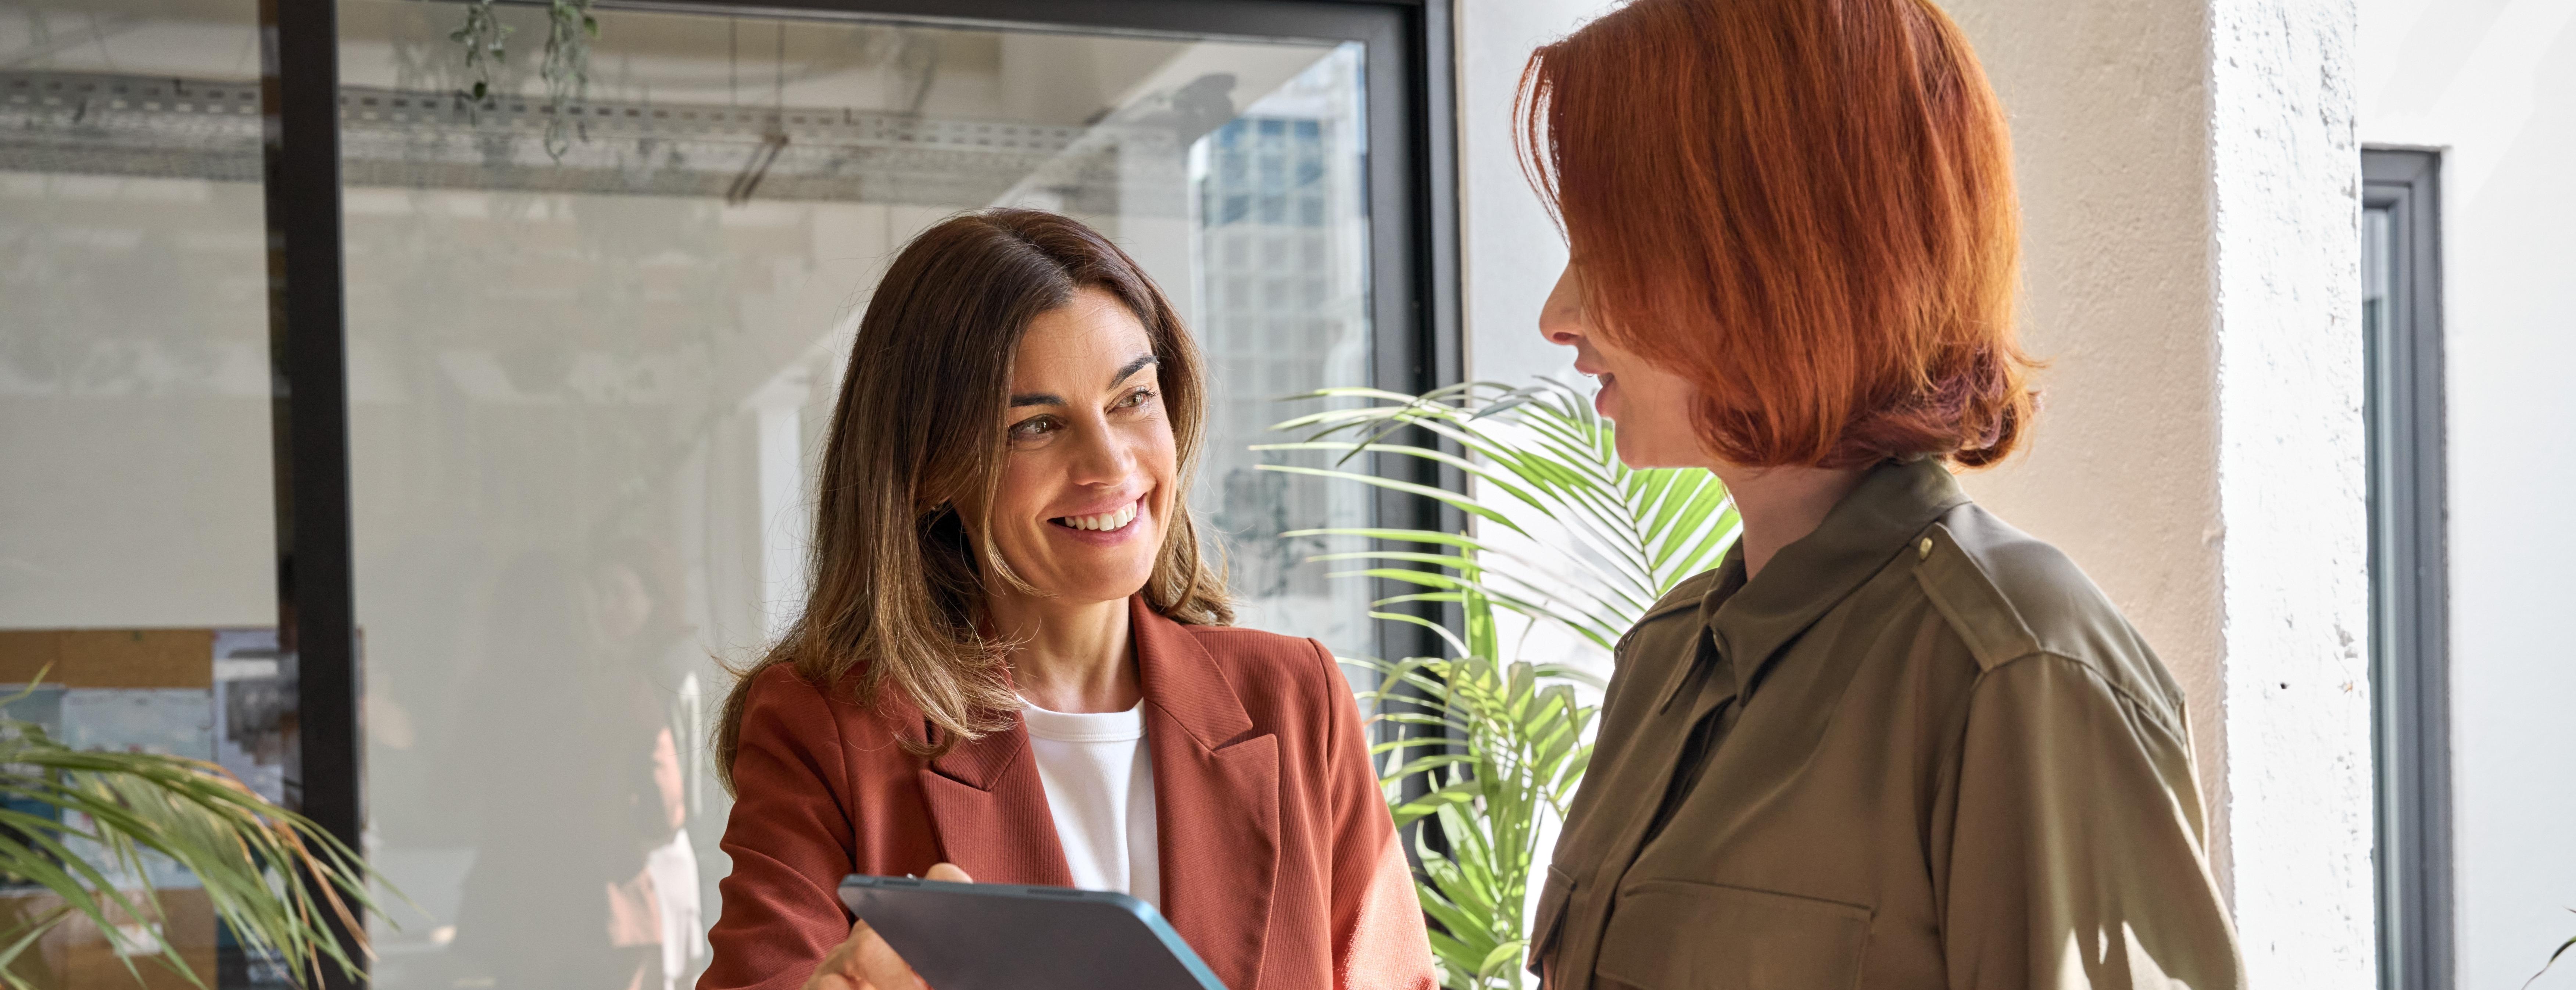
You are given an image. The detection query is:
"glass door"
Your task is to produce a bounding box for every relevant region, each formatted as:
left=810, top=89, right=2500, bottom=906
left=330, top=6, right=1392, bottom=988
left=1, top=3, right=295, bottom=986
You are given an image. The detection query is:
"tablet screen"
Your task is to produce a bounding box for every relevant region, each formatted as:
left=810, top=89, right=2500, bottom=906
left=838, top=875, right=1228, bottom=990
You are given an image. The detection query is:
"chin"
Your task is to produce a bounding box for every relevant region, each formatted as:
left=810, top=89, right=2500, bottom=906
left=1029, top=553, right=1159, bottom=605
left=1049, top=575, right=1153, bottom=606
left=1613, top=436, right=1696, bottom=471
left=1612, top=434, right=1656, bottom=470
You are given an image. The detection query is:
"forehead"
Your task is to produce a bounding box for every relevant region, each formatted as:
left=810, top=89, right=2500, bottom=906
left=1013, top=288, right=1155, bottom=383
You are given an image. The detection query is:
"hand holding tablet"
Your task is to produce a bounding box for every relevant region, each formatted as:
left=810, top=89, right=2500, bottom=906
left=802, top=863, right=974, bottom=990
left=805, top=864, right=1228, bottom=990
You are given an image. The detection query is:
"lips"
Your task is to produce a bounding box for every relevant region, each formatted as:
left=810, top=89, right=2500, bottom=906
left=1052, top=499, right=1139, bottom=533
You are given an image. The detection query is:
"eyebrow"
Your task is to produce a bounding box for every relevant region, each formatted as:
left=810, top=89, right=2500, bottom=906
left=1006, top=354, right=1161, bottom=408
left=1111, top=354, right=1161, bottom=387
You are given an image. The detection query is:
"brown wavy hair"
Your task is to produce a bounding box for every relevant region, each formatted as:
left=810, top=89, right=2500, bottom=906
left=715, top=209, right=1231, bottom=782
left=1518, top=0, right=2035, bottom=468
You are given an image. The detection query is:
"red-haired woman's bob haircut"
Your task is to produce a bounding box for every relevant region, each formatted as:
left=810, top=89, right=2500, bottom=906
left=1520, top=0, right=2034, bottom=469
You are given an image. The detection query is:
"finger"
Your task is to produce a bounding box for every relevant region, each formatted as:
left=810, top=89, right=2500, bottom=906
left=806, top=955, right=865, bottom=990
left=925, top=862, right=973, bottom=883
left=802, top=917, right=872, bottom=990
left=851, top=919, right=927, bottom=990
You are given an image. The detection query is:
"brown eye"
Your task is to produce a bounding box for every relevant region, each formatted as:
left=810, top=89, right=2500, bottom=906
left=1009, top=415, right=1060, bottom=442
left=1117, top=388, right=1156, bottom=410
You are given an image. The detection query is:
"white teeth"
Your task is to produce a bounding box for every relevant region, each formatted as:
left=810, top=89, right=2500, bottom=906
left=1060, top=501, right=1139, bottom=532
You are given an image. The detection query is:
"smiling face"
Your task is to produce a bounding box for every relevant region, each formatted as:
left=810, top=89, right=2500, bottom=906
left=1538, top=262, right=1712, bottom=469
left=971, top=287, right=1178, bottom=607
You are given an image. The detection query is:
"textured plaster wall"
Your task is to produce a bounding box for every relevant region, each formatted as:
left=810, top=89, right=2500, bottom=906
left=1950, top=0, right=2375, bottom=973
left=2208, top=0, right=2375, bottom=983
left=1935, top=0, right=2235, bottom=886
left=2358, top=1, right=2576, bottom=987
left=1459, top=0, right=2380, bottom=979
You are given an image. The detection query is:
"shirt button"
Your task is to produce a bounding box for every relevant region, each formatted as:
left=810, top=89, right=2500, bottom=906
left=1918, top=537, right=1934, bottom=559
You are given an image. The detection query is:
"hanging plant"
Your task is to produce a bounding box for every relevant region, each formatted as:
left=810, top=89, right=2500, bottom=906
left=447, top=0, right=511, bottom=104
left=447, top=0, right=598, bottom=159
left=541, top=0, right=599, bottom=158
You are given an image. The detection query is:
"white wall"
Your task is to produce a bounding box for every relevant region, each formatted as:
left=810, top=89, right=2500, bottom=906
left=1458, top=0, right=2383, bottom=981
left=1455, top=0, right=1603, bottom=388
left=2206, top=0, right=2374, bottom=981
left=2357, top=2, right=2576, bottom=987
left=1461, top=0, right=2248, bottom=806
left=1936, top=0, right=2236, bottom=880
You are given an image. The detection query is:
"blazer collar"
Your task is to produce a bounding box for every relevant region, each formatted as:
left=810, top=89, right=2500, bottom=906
left=917, top=695, right=1076, bottom=888
left=1131, top=596, right=1259, bottom=749
left=913, top=598, right=1280, bottom=990
left=1133, top=597, right=1280, bottom=990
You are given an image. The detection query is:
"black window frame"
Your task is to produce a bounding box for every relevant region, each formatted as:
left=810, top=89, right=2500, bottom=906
left=259, top=1, right=1459, bottom=984
left=2362, top=147, right=2451, bottom=990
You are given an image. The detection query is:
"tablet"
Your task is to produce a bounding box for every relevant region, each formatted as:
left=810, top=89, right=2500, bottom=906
left=837, top=874, right=1227, bottom=990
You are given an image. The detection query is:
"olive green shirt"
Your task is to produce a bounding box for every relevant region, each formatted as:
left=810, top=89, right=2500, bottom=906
left=1532, top=458, right=2242, bottom=990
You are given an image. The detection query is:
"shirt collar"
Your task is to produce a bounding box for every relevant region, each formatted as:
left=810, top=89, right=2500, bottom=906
left=1697, top=457, right=1971, bottom=694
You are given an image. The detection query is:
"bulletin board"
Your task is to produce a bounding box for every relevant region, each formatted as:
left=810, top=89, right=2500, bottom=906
left=0, top=628, right=289, bottom=990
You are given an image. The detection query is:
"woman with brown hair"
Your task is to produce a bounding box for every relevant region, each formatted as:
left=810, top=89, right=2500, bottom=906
left=698, top=209, right=1432, bottom=990
left=1517, top=1, right=2242, bottom=988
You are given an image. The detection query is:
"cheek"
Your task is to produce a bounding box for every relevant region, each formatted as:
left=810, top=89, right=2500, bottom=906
left=980, top=453, right=1057, bottom=550
left=1633, top=370, right=1707, bottom=458
left=1144, top=433, right=1181, bottom=517
left=992, top=457, right=1044, bottom=518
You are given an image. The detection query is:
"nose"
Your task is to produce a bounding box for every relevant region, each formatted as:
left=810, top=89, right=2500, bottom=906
left=1538, top=263, right=1585, bottom=348
left=1064, top=416, right=1137, bottom=488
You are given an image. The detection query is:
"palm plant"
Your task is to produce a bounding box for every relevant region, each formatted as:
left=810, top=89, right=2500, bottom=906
left=1259, top=378, right=1737, bottom=989
left=2533, top=916, right=2575, bottom=990
left=0, top=691, right=387, bottom=989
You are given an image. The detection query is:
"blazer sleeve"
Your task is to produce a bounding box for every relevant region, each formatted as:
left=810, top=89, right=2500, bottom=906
left=1938, top=653, right=2244, bottom=990
left=699, top=667, right=861, bottom=990
left=1311, top=639, right=1439, bottom=990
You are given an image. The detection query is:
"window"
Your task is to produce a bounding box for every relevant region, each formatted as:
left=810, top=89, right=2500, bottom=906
left=249, top=1, right=1455, bottom=987
left=2362, top=147, right=2450, bottom=990
left=0, top=4, right=301, bottom=983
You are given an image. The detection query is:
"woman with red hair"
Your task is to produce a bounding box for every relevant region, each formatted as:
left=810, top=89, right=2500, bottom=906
left=1520, top=1, right=2242, bottom=988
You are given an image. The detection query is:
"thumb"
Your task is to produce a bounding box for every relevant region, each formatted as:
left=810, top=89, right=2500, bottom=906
left=925, top=862, right=973, bottom=883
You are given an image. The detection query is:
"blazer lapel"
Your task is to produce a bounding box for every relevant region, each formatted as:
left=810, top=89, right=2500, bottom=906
left=1134, top=598, right=1279, bottom=990
left=917, top=713, right=1076, bottom=887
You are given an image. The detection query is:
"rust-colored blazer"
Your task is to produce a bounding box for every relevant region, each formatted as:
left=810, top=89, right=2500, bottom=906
left=699, top=597, right=1434, bottom=990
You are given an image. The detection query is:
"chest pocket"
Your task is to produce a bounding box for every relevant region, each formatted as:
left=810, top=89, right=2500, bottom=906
left=1594, top=880, right=1873, bottom=990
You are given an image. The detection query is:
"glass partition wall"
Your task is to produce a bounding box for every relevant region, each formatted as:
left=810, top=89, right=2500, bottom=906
left=0, top=3, right=296, bottom=986
left=333, top=7, right=1388, bottom=988
left=325, top=4, right=1442, bottom=984
left=1, top=0, right=1450, bottom=986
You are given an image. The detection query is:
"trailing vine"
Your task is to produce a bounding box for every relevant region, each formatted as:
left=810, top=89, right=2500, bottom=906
left=541, top=0, right=599, bottom=158
left=448, top=0, right=510, bottom=103
left=447, top=0, right=597, bottom=159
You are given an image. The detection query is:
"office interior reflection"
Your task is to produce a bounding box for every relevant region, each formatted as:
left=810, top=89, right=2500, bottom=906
left=335, top=6, right=1372, bottom=988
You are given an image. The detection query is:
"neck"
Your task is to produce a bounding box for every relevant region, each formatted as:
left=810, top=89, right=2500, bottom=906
left=1709, top=462, right=1870, bottom=580
left=985, top=590, right=1141, bottom=714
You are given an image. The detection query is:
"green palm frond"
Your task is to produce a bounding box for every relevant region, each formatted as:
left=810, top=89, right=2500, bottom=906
left=1257, top=378, right=1736, bottom=642
left=0, top=704, right=397, bottom=989
left=1274, top=378, right=1735, bottom=990
left=2527, top=910, right=2576, bottom=990
left=1348, top=655, right=1592, bottom=990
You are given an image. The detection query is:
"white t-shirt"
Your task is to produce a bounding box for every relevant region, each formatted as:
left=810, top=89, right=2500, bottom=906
left=1018, top=697, right=1161, bottom=910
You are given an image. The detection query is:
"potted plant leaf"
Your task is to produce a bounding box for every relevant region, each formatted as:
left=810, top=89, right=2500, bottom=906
left=1261, top=378, right=1737, bottom=989
left=0, top=679, right=388, bottom=989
